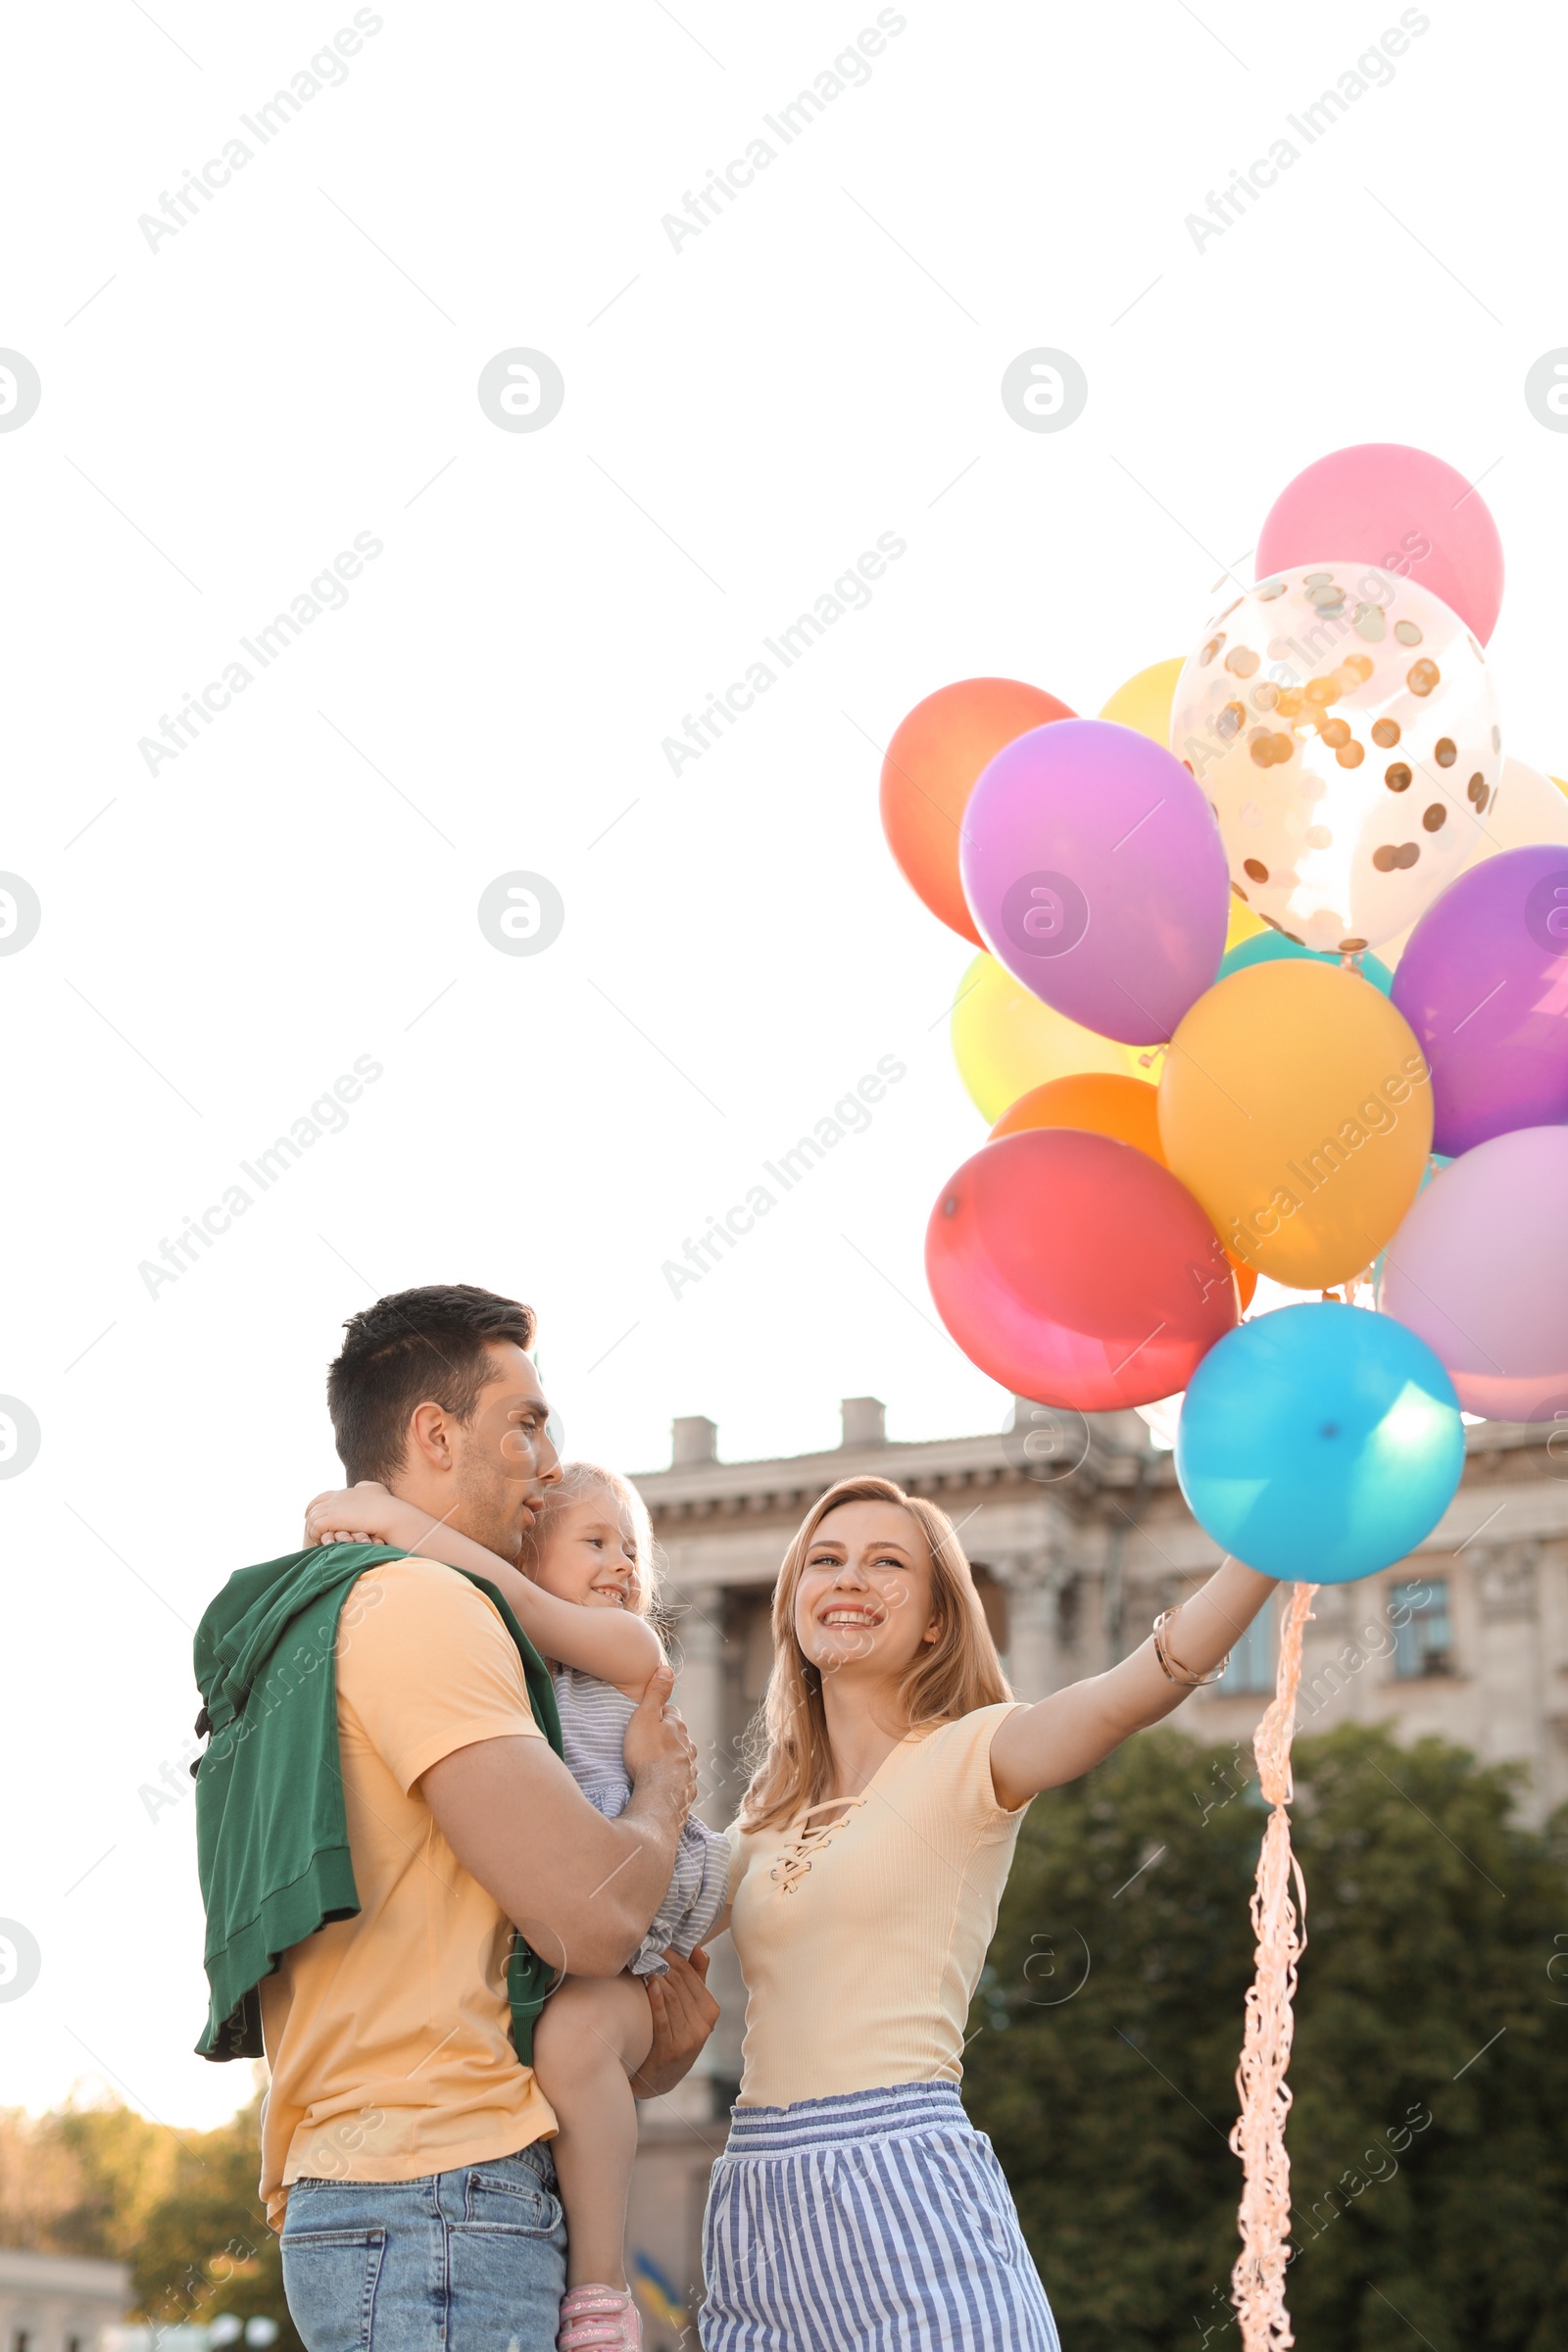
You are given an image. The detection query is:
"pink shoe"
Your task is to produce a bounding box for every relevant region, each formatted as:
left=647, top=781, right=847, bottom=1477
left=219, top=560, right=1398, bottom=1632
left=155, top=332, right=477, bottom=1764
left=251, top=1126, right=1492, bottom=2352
left=557, top=2284, right=642, bottom=2350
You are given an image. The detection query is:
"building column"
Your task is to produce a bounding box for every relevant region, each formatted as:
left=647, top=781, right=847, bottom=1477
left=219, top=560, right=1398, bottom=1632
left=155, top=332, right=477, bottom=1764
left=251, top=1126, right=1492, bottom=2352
left=999, top=1555, right=1063, bottom=1703
left=1475, top=1543, right=1544, bottom=1790
left=674, top=1583, right=729, bottom=1828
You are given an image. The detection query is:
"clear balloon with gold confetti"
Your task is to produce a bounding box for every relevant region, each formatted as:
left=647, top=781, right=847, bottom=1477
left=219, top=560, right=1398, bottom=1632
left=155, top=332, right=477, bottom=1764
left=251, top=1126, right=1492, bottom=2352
left=1170, top=565, right=1501, bottom=952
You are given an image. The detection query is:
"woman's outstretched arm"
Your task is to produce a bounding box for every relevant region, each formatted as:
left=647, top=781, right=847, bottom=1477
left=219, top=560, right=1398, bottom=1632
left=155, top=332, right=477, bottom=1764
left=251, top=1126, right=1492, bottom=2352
left=988, top=1556, right=1278, bottom=1810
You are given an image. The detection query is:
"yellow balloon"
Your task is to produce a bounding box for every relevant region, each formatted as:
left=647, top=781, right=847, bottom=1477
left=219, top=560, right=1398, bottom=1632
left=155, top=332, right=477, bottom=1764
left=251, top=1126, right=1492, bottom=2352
left=1470, top=756, right=1568, bottom=855
left=951, top=952, right=1145, bottom=1123
left=1226, top=896, right=1265, bottom=950
left=1098, top=657, right=1184, bottom=744
left=1157, top=961, right=1432, bottom=1288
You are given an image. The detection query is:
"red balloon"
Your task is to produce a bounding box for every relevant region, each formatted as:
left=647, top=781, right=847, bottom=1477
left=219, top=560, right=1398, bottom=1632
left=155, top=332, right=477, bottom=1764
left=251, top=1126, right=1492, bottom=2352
left=880, top=678, right=1074, bottom=948
left=925, top=1129, right=1238, bottom=1410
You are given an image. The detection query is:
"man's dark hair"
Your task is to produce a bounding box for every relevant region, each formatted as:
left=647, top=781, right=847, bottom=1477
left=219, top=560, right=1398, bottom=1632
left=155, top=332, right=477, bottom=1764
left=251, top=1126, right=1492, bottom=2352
left=327, top=1284, right=537, bottom=1484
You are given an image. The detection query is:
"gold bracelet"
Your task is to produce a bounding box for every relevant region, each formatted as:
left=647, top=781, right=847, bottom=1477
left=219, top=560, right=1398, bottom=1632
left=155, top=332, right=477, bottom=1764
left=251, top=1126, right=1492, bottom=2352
left=1152, top=1607, right=1229, bottom=1689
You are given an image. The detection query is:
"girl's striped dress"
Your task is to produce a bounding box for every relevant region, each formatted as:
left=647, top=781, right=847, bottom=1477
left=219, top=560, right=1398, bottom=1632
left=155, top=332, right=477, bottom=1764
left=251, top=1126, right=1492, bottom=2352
left=552, top=1664, right=728, bottom=1973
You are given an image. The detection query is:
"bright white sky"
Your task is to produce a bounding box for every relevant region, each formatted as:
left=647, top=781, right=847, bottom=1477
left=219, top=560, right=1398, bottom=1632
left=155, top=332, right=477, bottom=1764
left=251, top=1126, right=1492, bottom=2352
left=3, top=0, right=1563, bottom=2130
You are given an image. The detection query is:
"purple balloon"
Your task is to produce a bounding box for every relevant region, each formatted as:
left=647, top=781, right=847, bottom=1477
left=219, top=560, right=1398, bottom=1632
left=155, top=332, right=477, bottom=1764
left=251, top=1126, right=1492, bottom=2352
left=1379, top=1127, right=1568, bottom=1421
left=1390, top=845, right=1568, bottom=1155
left=958, top=718, right=1229, bottom=1046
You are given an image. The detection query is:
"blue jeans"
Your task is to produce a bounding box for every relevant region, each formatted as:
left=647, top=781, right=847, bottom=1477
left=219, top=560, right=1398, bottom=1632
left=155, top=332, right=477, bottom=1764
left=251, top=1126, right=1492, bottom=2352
left=281, top=2143, right=565, bottom=2352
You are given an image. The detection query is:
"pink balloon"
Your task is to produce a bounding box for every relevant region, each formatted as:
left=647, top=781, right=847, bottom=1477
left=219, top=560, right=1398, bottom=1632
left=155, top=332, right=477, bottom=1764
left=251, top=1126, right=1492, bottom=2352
left=1378, top=1127, right=1568, bottom=1421
left=1256, top=444, right=1504, bottom=644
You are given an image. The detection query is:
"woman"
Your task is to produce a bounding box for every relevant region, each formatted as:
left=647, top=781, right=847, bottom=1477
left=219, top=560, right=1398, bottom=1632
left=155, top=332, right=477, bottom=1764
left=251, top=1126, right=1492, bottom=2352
left=701, top=1474, right=1275, bottom=2351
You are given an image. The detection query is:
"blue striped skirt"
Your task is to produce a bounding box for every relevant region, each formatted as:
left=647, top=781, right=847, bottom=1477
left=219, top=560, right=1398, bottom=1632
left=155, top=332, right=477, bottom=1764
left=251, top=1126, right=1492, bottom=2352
left=700, top=2081, right=1060, bottom=2352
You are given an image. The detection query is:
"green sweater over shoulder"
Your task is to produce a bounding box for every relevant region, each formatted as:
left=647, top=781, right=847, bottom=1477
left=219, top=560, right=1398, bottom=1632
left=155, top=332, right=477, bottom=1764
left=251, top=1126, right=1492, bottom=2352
left=192, top=1542, right=562, bottom=2064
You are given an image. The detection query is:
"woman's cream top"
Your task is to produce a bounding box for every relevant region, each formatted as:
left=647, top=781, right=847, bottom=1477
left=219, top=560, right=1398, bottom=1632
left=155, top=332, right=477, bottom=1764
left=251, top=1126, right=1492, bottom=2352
left=724, top=1702, right=1030, bottom=2110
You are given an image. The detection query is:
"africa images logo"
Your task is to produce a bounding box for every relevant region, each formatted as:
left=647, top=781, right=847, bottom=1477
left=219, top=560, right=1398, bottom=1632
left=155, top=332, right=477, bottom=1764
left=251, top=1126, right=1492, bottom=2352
left=1001, top=871, right=1090, bottom=959
left=1524, top=866, right=1568, bottom=954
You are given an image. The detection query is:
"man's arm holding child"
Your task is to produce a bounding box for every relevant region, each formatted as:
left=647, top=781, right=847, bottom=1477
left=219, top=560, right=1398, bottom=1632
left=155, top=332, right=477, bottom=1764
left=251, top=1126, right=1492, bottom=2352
left=421, top=1663, right=697, bottom=1979
left=631, top=1948, right=721, bottom=2099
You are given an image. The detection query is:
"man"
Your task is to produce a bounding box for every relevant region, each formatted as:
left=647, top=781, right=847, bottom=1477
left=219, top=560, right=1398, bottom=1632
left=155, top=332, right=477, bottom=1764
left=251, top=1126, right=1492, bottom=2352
left=196, top=1284, right=717, bottom=2352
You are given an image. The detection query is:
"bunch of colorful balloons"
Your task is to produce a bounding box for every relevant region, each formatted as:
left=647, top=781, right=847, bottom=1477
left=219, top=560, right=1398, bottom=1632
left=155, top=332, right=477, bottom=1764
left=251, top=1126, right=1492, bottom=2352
left=885, top=442, right=1568, bottom=1586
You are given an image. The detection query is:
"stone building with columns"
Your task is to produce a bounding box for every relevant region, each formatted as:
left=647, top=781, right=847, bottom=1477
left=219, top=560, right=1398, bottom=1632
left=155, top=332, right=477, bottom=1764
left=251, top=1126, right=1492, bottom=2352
left=0, top=2250, right=128, bottom=2352
left=623, top=1396, right=1568, bottom=2342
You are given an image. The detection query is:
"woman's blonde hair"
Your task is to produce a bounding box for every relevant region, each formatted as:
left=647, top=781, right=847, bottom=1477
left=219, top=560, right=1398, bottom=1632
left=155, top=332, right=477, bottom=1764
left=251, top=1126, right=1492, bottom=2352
left=523, top=1461, right=661, bottom=1619
left=737, top=1474, right=1010, bottom=1833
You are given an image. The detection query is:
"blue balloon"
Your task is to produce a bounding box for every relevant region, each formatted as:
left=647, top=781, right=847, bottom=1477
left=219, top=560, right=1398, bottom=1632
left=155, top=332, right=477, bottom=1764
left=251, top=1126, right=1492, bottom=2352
left=1175, top=1303, right=1463, bottom=1583
left=1217, top=931, right=1393, bottom=996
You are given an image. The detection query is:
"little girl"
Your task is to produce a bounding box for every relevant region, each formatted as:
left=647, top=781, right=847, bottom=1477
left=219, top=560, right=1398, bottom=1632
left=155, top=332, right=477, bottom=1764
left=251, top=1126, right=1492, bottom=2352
left=305, top=1462, right=729, bottom=2352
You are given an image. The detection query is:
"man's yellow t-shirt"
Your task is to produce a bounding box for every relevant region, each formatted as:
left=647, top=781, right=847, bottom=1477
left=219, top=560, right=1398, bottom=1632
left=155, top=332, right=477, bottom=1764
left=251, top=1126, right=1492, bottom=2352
left=258, top=1557, right=556, bottom=2227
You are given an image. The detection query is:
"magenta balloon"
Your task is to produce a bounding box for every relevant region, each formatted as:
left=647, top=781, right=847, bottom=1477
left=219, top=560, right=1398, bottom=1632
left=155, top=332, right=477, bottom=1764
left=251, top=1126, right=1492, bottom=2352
left=1256, top=443, right=1504, bottom=644
left=1379, top=1127, right=1568, bottom=1420
left=1390, top=846, right=1568, bottom=1155
left=957, top=718, right=1229, bottom=1046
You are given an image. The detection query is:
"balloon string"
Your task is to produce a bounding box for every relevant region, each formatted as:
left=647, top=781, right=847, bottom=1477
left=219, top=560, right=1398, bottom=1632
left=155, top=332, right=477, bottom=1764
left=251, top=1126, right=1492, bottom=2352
left=1230, top=1579, right=1317, bottom=2351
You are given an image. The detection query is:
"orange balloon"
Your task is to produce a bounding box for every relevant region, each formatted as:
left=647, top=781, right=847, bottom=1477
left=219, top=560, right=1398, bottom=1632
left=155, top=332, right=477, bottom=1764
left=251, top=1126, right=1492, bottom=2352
left=992, top=1071, right=1256, bottom=1308
left=991, top=1072, right=1164, bottom=1157
left=881, top=678, right=1074, bottom=947
left=1159, top=961, right=1431, bottom=1287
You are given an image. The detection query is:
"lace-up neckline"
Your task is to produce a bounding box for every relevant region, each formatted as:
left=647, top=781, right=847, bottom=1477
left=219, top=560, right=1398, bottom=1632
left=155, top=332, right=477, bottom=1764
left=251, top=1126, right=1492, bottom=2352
left=769, top=1793, right=870, bottom=1893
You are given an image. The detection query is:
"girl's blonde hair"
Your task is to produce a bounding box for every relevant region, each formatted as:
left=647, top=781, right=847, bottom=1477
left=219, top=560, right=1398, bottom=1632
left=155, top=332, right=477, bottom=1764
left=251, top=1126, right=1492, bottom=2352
left=737, top=1474, right=1010, bottom=1833
left=523, top=1461, right=661, bottom=1619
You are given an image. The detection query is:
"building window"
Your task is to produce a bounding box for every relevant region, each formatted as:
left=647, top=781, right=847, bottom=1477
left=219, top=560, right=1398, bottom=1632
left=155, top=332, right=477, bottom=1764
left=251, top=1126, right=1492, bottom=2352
left=1219, top=1595, right=1275, bottom=1694
left=1391, top=1579, right=1453, bottom=1678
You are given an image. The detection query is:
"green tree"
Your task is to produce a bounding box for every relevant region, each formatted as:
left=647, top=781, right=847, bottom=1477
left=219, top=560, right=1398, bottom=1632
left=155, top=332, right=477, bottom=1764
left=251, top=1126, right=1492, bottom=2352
left=0, top=2092, right=297, bottom=2349
left=124, top=2097, right=295, bottom=2346
left=964, top=1724, right=1568, bottom=2352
